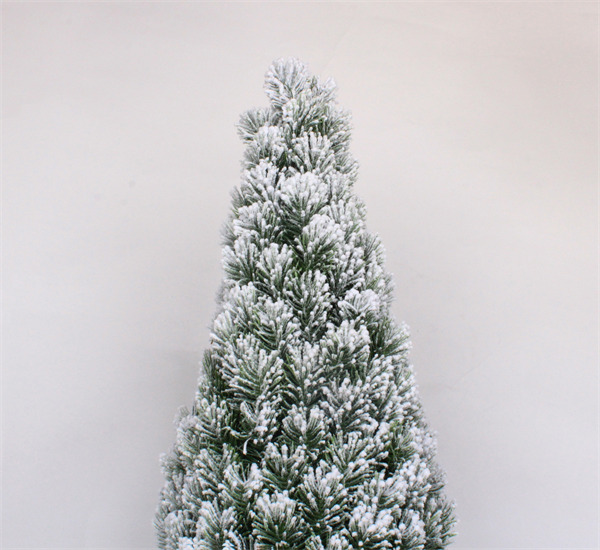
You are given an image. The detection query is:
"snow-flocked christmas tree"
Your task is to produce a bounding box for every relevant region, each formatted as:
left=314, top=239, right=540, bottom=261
left=156, top=58, right=456, bottom=550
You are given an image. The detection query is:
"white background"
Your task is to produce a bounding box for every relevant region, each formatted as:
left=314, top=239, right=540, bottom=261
left=3, top=2, right=598, bottom=549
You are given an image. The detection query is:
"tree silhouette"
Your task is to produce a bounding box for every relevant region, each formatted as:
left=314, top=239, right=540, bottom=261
left=156, top=58, right=456, bottom=550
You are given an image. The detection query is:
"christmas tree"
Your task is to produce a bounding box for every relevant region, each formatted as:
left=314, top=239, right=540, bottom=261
left=155, top=58, right=456, bottom=550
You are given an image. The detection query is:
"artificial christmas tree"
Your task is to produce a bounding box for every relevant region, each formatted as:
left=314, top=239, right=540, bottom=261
left=156, top=58, right=456, bottom=550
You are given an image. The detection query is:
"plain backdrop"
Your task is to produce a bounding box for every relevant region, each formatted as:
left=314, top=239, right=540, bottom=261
left=2, top=2, right=598, bottom=549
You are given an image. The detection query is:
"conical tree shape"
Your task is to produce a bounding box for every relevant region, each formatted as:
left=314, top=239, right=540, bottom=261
left=156, top=58, right=456, bottom=550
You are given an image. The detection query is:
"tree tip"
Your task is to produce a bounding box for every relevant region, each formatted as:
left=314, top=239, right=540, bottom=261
left=264, top=57, right=312, bottom=108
